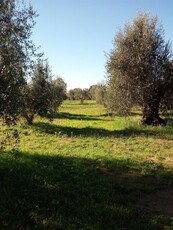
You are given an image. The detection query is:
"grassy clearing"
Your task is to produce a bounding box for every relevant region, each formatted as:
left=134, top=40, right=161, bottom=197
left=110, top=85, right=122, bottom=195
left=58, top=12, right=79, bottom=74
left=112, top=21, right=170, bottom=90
left=1, top=100, right=173, bottom=229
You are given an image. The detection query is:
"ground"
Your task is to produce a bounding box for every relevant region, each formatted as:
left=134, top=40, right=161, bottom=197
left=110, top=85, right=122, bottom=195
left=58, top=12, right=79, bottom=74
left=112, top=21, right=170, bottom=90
left=0, top=100, right=173, bottom=229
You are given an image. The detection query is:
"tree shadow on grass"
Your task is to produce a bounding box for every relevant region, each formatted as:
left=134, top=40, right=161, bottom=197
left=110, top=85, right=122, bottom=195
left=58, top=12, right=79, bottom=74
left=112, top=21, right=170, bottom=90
left=32, top=122, right=173, bottom=139
left=99, top=112, right=142, bottom=118
left=1, top=149, right=173, bottom=229
left=65, top=101, right=94, bottom=106
left=54, top=112, right=103, bottom=121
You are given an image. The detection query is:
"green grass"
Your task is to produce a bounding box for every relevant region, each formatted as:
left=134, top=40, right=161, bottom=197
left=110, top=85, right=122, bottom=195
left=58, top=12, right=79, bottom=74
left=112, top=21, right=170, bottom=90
left=1, top=100, right=173, bottom=229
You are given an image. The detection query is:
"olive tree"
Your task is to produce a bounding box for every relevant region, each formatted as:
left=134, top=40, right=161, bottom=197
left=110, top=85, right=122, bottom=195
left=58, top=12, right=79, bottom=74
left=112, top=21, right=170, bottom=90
left=94, top=83, right=107, bottom=105
left=21, top=61, right=67, bottom=124
left=89, top=85, right=97, bottom=100
left=68, top=88, right=87, bottom=104
left=0, top=0, right=38, bottom=124
left=106, top=12, right=173, bottom=125
left=68, top=89, right=75, bottom=100
left=21, top=59, right=52, bottom=124
left=32, top=60, right=52, bottom=117
left=49, top=76, right=67, bottom=116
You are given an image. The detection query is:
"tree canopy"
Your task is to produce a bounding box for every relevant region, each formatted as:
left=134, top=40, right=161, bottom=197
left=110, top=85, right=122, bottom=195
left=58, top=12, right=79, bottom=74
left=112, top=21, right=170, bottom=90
left=106, top=12, right=173, bottom=125
left=21, top=60, right=67, bottom=124
left=0, top=0, right=39, bottom=124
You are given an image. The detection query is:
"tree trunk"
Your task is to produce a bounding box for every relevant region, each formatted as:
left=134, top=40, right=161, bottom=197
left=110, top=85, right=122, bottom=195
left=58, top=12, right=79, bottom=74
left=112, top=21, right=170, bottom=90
left=24, top=114, right=34, bottom=125
left=140, top=104, right=166, bottom=126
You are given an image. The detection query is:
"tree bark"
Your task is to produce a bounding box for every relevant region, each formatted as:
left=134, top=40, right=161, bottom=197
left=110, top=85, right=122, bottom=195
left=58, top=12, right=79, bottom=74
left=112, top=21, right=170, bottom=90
left=140, top=104, right=166, bottom=126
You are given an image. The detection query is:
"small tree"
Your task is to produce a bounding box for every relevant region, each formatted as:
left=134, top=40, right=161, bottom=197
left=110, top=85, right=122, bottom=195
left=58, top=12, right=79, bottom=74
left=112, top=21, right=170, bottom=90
left=82, top=88, right=90, bottom=100
left=22, top=62, right=67, bottom=124
left=49, top=77, right=67, bottom=116
left=32, top=59, right=52, bottom=117
left=68, top=89, right=75, bottom=100
left=68, top=88, right=90, bottom=102
left=106, top=12, right=173, bottom=125
left=73, top=88, right=85, bottom=104
left=21, top=59, right=52, bottom=124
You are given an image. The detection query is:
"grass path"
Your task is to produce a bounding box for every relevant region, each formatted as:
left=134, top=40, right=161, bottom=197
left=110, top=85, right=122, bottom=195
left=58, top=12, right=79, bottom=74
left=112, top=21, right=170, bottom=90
left=1, top=100, right=173, bottom=229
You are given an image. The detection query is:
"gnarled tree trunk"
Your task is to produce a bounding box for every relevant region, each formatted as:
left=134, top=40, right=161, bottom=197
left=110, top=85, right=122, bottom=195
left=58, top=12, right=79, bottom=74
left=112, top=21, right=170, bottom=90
left=140, top=103, right=166, bottom=126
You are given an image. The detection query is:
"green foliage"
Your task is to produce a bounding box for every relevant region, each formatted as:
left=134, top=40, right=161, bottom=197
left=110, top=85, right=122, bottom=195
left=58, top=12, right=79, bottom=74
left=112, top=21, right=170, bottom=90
left=106, top=72, right=133, bottom=115
left=0, top=0, right=39, bottom=124
left=88, top=84, right=97, bottom=99
left=68, top=84, right=107, bottom=105
left=106, top=12, right=173, bottom=125
left=68, top=88, right=90, bottom=104
left=49, top=76, right=67, bottom=116
left=68, top=89, right=75, bottom=100
left=94, top=83, right=107, bottom=106
left=32, top=59, right=52, bottom=117
left=21, top=61, right=67, bottom=124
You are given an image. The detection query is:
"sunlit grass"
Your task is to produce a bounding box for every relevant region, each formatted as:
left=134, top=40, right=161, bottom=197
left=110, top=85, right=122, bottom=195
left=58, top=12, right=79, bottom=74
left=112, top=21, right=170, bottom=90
left=1, top=100, right=173, bottom=229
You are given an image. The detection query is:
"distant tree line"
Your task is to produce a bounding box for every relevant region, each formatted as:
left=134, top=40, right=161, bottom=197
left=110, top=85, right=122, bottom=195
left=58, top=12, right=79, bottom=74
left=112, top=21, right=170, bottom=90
left=68, top=83, right=107, bottom=105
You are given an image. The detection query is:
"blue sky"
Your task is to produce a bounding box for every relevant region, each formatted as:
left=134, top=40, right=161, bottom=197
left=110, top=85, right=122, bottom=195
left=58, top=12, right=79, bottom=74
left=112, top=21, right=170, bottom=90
left=31, top=0, right=173, bottom=90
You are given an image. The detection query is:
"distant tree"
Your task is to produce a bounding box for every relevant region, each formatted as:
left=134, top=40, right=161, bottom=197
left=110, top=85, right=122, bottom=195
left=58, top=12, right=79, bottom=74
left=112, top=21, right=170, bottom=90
left=73, top=88, right=85, bottom=104
left=0, top=0, right=38, bottom=124
left=49, top=77, right=67, bottom=116
left=68, top=88, right=88, bottom=104
left=94, top=83, right=107, bottom=105
left=68, top=89, right=75, bottom=100
left=82, top=88, right=90, bottom=100
left=89, top=85, right=97, bottom=100
left=106, top=12, right=173, bottom=125
left=88, top=83, right=107, bottom=104
left=52, top=76, right=67, bottom=99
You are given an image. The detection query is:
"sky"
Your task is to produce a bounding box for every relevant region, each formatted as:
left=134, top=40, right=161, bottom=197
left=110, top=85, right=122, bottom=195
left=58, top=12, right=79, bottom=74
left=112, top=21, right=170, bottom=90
left=31, top=0, right=173, bottom=90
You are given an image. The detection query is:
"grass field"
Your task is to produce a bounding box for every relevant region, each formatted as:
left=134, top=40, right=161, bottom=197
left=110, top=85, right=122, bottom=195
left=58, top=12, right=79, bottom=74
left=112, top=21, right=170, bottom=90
left=1, top=100, right=173, bottom=229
